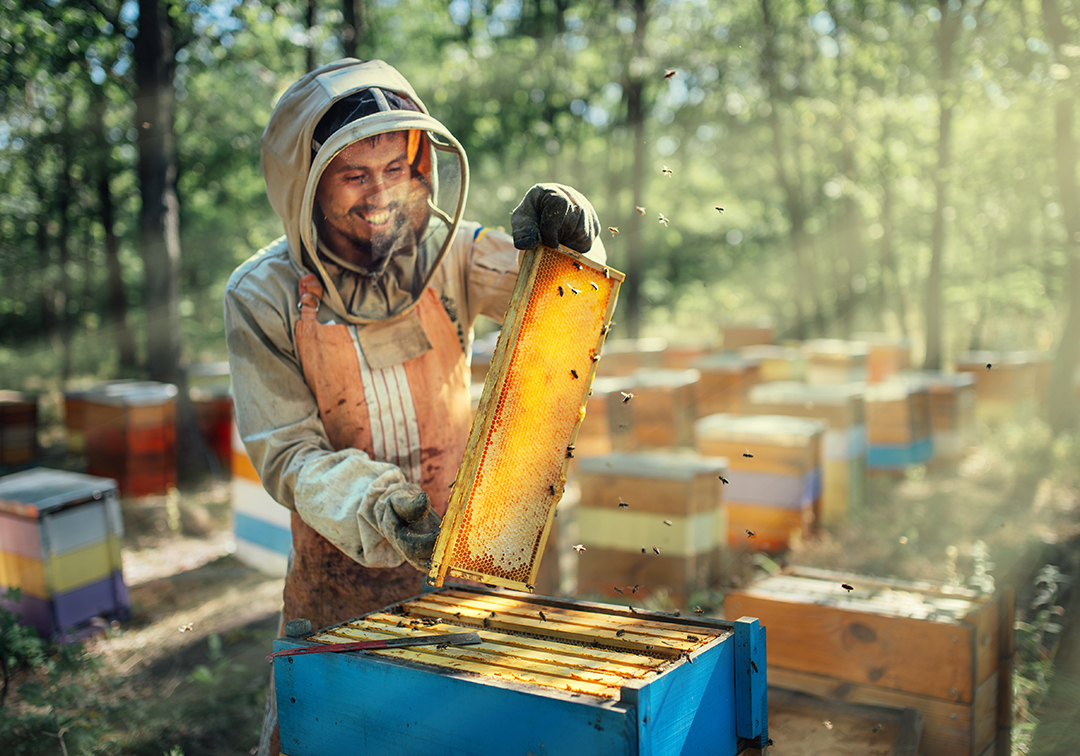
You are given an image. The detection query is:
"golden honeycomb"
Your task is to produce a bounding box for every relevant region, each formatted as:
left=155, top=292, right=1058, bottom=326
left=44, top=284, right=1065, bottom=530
left=429, top=245, right=623, bottom=590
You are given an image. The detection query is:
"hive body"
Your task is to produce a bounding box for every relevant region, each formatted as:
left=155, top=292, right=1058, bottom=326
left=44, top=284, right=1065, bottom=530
left=429, top=245, right=622, bottom=592
left=273, top=586, right=768, bottom=756
left=231, top=421, right=291, bottom=576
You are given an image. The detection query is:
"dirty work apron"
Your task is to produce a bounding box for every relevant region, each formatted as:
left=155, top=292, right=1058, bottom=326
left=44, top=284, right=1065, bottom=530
left=283, top=273, right=473, bottom=631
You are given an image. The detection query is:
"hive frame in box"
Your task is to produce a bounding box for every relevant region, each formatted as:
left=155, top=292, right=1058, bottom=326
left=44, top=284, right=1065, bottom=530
left=273, top=585, right=769, bottom=756
left=428, top=244, right=623, bottom=592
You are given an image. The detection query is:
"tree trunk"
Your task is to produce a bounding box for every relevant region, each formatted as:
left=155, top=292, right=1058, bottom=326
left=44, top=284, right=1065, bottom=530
left=56, top=122, right=74, bottom=381
left=134, top=0, right=209, bottom=485
left=923, top=0, right=963, bottom=370
left=306, top=0, right=317, bottom=72
left=341, top=0, right=365, bottom=60
left=878, top=114, right=909, bottom=338
left=1042, top=0, right=1080, bottom=436
left=622, top=0, right=647, bottom=339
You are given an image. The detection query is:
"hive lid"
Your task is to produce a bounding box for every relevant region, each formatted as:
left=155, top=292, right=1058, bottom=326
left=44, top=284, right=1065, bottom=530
left=749, top=380, right=865, bottom=406
left=695, top=413, right=827, bottom=444
left=577, top=451, right=728, bottom=479
left=84, top=380, right=178, bottom=407
left=0, top=467, right=117, bottom=518
left=428, top=245, right=623, bottom=592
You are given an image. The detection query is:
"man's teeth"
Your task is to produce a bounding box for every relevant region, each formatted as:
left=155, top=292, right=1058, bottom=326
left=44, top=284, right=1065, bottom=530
left=365, top=210, right=390, bottom=225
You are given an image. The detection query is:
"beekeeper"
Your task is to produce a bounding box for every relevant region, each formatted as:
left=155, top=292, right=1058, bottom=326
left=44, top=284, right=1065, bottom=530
left=224, top=59, right=604, bottom=754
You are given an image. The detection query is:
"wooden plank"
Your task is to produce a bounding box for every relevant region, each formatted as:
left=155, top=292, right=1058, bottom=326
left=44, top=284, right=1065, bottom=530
left=0, top=549, right=47, bottom=598
left=973, top=671, right=998, bottom=755
left=734, top=616, right=767, bottom=741
left=43, top=535, right=122, bottom=595
left=42, top=501, right=109, bottom=557
left=0, top=512, right=43, bottom=561
left=995, top=588, right=1014, bottom=756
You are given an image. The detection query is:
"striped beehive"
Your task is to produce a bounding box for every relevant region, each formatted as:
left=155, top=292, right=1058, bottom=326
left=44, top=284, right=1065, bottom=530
left=0, top=468, right=128, bottom=638
left=739, top=344, right=806, bottom=383
left=573, top=452, right=728, bottom=605
left=956, top=351, right=1043, bottom=422
left=896, top=372, right=977, bottom=463
left=802, top=339, right=870, bottom=386
left=230, top=421, right=290, bottom=577
left=747, top=381, right=867, bottom=528
left=865, top=380, right=934, bottom=473
left=0, top=391, right=38, bottom=467
left=82, top=381, right=178, bottom=497
left=273, top=586, right=769, bottom=756
left=694, top=413, right=825, bottom=551
left=724, top=567, right=1013, bottom=756
left=606, top=368, right=701, bottom=451
left=693, top=352, right=762, bottom=416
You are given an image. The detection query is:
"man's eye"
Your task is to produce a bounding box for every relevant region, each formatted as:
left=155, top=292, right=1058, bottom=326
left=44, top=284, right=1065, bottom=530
left=345, top=174, right=366, bottom=183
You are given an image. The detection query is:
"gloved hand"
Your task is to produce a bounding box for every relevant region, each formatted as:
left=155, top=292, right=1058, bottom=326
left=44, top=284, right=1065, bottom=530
left=510, top=183, right=601, bottom=254
left=375, top=486, right=441, bottom=572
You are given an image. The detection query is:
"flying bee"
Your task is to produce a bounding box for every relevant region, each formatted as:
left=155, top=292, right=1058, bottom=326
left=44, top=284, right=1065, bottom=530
left=616, top=629, right=626, bottom=637
left=658, top=213, right=670, bottom=226
left=742, top=449, right=753, bottom=458
left=823, top=720, right=833, bottom=730
left=750, top=660, right=759, bottom=673
left=663, top=520, right=672, bottom=526
left=718, top=474, right=729, bottom=484
left=636, top=206, right=646, bottom=215
left=663, top=68, right=676, bottom=79
left=841, top=583, right=854, bottom=593
left=618, top=499, right=629, bottom=509
left=571, top=369, right=579, bottom=379
left=694, top=606, right=704, bottom=615
left=661, top=166, right=672, bottom=177
left=632, top=584, right=640, bottom=593
left=986, top=363, right=992, bottom=371
left=573, top=544, right=587, bottom=554
left=455, top=612, right=462, bottom=618
left=652, top=546, right=661, bottom=555
left=558, top=285, right=564, bottom=296
left=621, top=391, right=634, bottom=403
left=178, top=623, right=193, bottom=633
left=872, top=724, right=883, bottom=734
left=641, top=548, right=647, bottom=555
left=589, top=282, right=598, bottom=290
left=608, top=226, right=619, bottom=236
left=715, top=206, right=724, bottom=213
left=745, top=529, right=756, bottom=538
left=614, top=586, right=624, bottom=594
left=539, top=611, right=547, bottom=622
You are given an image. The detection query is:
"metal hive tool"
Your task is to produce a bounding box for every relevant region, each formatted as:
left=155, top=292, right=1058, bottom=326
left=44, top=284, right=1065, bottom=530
left=428, top=244, right=623, bottom=592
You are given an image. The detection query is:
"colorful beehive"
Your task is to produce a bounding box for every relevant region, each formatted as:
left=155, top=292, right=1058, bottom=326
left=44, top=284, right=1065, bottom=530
left=188, top=362, right=233, bottom=478
left=0, top=468, right=128, bottom=638
left=694, top=352, right=762, bottom=416
left=695, top=414, right=824, bottom=551
left=593, top=337, right=667, bottom=377
left=956, top=351, right=1042, bottom=421
left=856, top=333, right=913, bottom=384
left=738, top=344, right=806, bottom=383
left=896, top=371, right=977, bottom=462
left=606, top=368, right=701, bottom=451
left=574, top=452, right=728, bottom=605
left=865, top=380, right=933, bottom=473
left=273, top=586, right=769, bottom=756
left=81, top=381, right=178, bottom=497
left=747, top=381, right=867, bottom=528
left=724, top=567, right=1013, bottom=756
left=230, top=421, right=290, bottom=577
left=721, top=321, right=775, bottom=350
left=802, top=339, right=870, bottom=385
left=0, top=391, right=38, bottom=467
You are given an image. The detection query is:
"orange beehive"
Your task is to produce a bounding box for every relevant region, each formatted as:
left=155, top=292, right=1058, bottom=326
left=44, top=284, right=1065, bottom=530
left=0, top=391, right=38, bottom=466
left=428, top=245, right=622, bottom=592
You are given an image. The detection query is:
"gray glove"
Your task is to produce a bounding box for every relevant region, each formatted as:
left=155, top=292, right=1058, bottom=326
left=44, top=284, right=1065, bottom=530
left=375, top=487, right=441, bottom=572
left=510, top=183, right=601, bottom=254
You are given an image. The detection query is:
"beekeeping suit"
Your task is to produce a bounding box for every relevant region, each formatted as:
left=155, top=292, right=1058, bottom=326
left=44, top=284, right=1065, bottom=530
left=225, top=58, right=603, bottom=639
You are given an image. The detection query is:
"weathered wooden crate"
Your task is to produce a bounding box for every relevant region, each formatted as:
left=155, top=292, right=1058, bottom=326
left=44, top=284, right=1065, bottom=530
left=0, top=390, right=38, bottom=467
left=802, top=339, right=870, bottom=386
left=956, top=351, right=1042, bottom=421
left=747, top=381, right=867, bottom=528
left=693, top=352, right=762, bottom=416
left=0, top=468, right=128, bottom=638
left=606, top=369, right=701, bottom=451
left=574, top=452, right=728, bottom=605
left=230, top=421, right=290, bottom=577
left=273, top=586, right=769, bottom=756
left=594, top=337, right=668, bottom=377
left=865, top=381, right=933, bottom=473
left=82, top=381, right=178, bottom=497
left=694, top=414, right=824, bottom=551
left=721, top=321, right=775, bottom=350
left=856, top=333, right=913, bottom=385
left=738, top=344, right=806, bottom=383
left=724, top=567, right=1013, bottom=756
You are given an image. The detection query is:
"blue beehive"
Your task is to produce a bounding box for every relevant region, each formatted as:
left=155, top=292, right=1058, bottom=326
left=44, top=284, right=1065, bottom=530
left=0, top=468, right=129, bottom=638
left=273, top=586, right=768, bottom=756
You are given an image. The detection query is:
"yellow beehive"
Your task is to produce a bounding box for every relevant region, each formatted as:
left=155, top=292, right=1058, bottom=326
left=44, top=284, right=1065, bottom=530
left=739, top=344, right=806, bottom=383
left=428, top=245, right=622, bottom=592
left=693, top=352, right=762, bottom=416
left=802, top=339, right=870, bottom=385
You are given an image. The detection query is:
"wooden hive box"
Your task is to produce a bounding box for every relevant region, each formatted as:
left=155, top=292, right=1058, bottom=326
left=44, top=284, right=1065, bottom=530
left=187, top=362, right=233, bottom=477
left=956, top=351, right=1041, bottom=421
left=865, top=381, right=933, bottom=473
left=724, top=566, right=1013, bottom=756
left=722, top=321, right=775, bottom=350
left=694, top=414, right=824, bottom=551
left=82, top=381, right=178, bottom=497
left=606, top=369, right=701, bottom=451
left=802, top=339, right=870, bottom=386
left=747, top=381, right=867, bottom=528
left=594, top=337, right=668, bottom=377
left=574, top=451, right=728, bottom=605
left=693, top=352, right=762, bottom=417
left=896, top=372, right=977, bottom=462
left=273, top=586, right=769, bottom=756
left=230, top=421, right=291, bottom=577
left=573, top=376, right=628, bottom=458
left=0, top=468, right=128, bottom=638
left=0, top=390, right=38, bottom=467
left=660, top=342, right=712, bottom=370
left=738, top=344, right=806, bottom=383
left=856, top=333, right=913, bottom=384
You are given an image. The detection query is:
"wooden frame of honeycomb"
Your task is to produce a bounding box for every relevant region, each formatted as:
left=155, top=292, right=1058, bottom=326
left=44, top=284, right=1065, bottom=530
left=428, top=244, right=623, bottom=592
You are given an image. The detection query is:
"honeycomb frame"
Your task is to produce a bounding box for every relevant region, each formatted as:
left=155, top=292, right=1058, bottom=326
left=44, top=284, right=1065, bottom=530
left=428, top=244, right=623, bottom=592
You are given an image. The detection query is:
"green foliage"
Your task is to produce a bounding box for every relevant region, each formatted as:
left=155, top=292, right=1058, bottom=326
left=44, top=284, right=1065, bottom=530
left=0, top=589, right=114, bottom=755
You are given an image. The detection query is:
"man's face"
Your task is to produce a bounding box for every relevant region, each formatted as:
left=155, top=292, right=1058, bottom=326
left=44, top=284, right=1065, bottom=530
left=314, top=131, right=414, bottom=267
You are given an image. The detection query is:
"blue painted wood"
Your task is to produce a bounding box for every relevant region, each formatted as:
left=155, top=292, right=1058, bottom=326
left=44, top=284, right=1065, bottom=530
left=620, top=640, right=738, bottom=756
left=52, top=569, right=128, bottom=632
left=867, top=438, right=935, bottom=470
left=42, top=501, right=109, bottom=556
left=274, top=643, right=637, bottom=756
left=234, top=511, right=292, bottom=555
left=733, top=617, right=767, bottom=743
